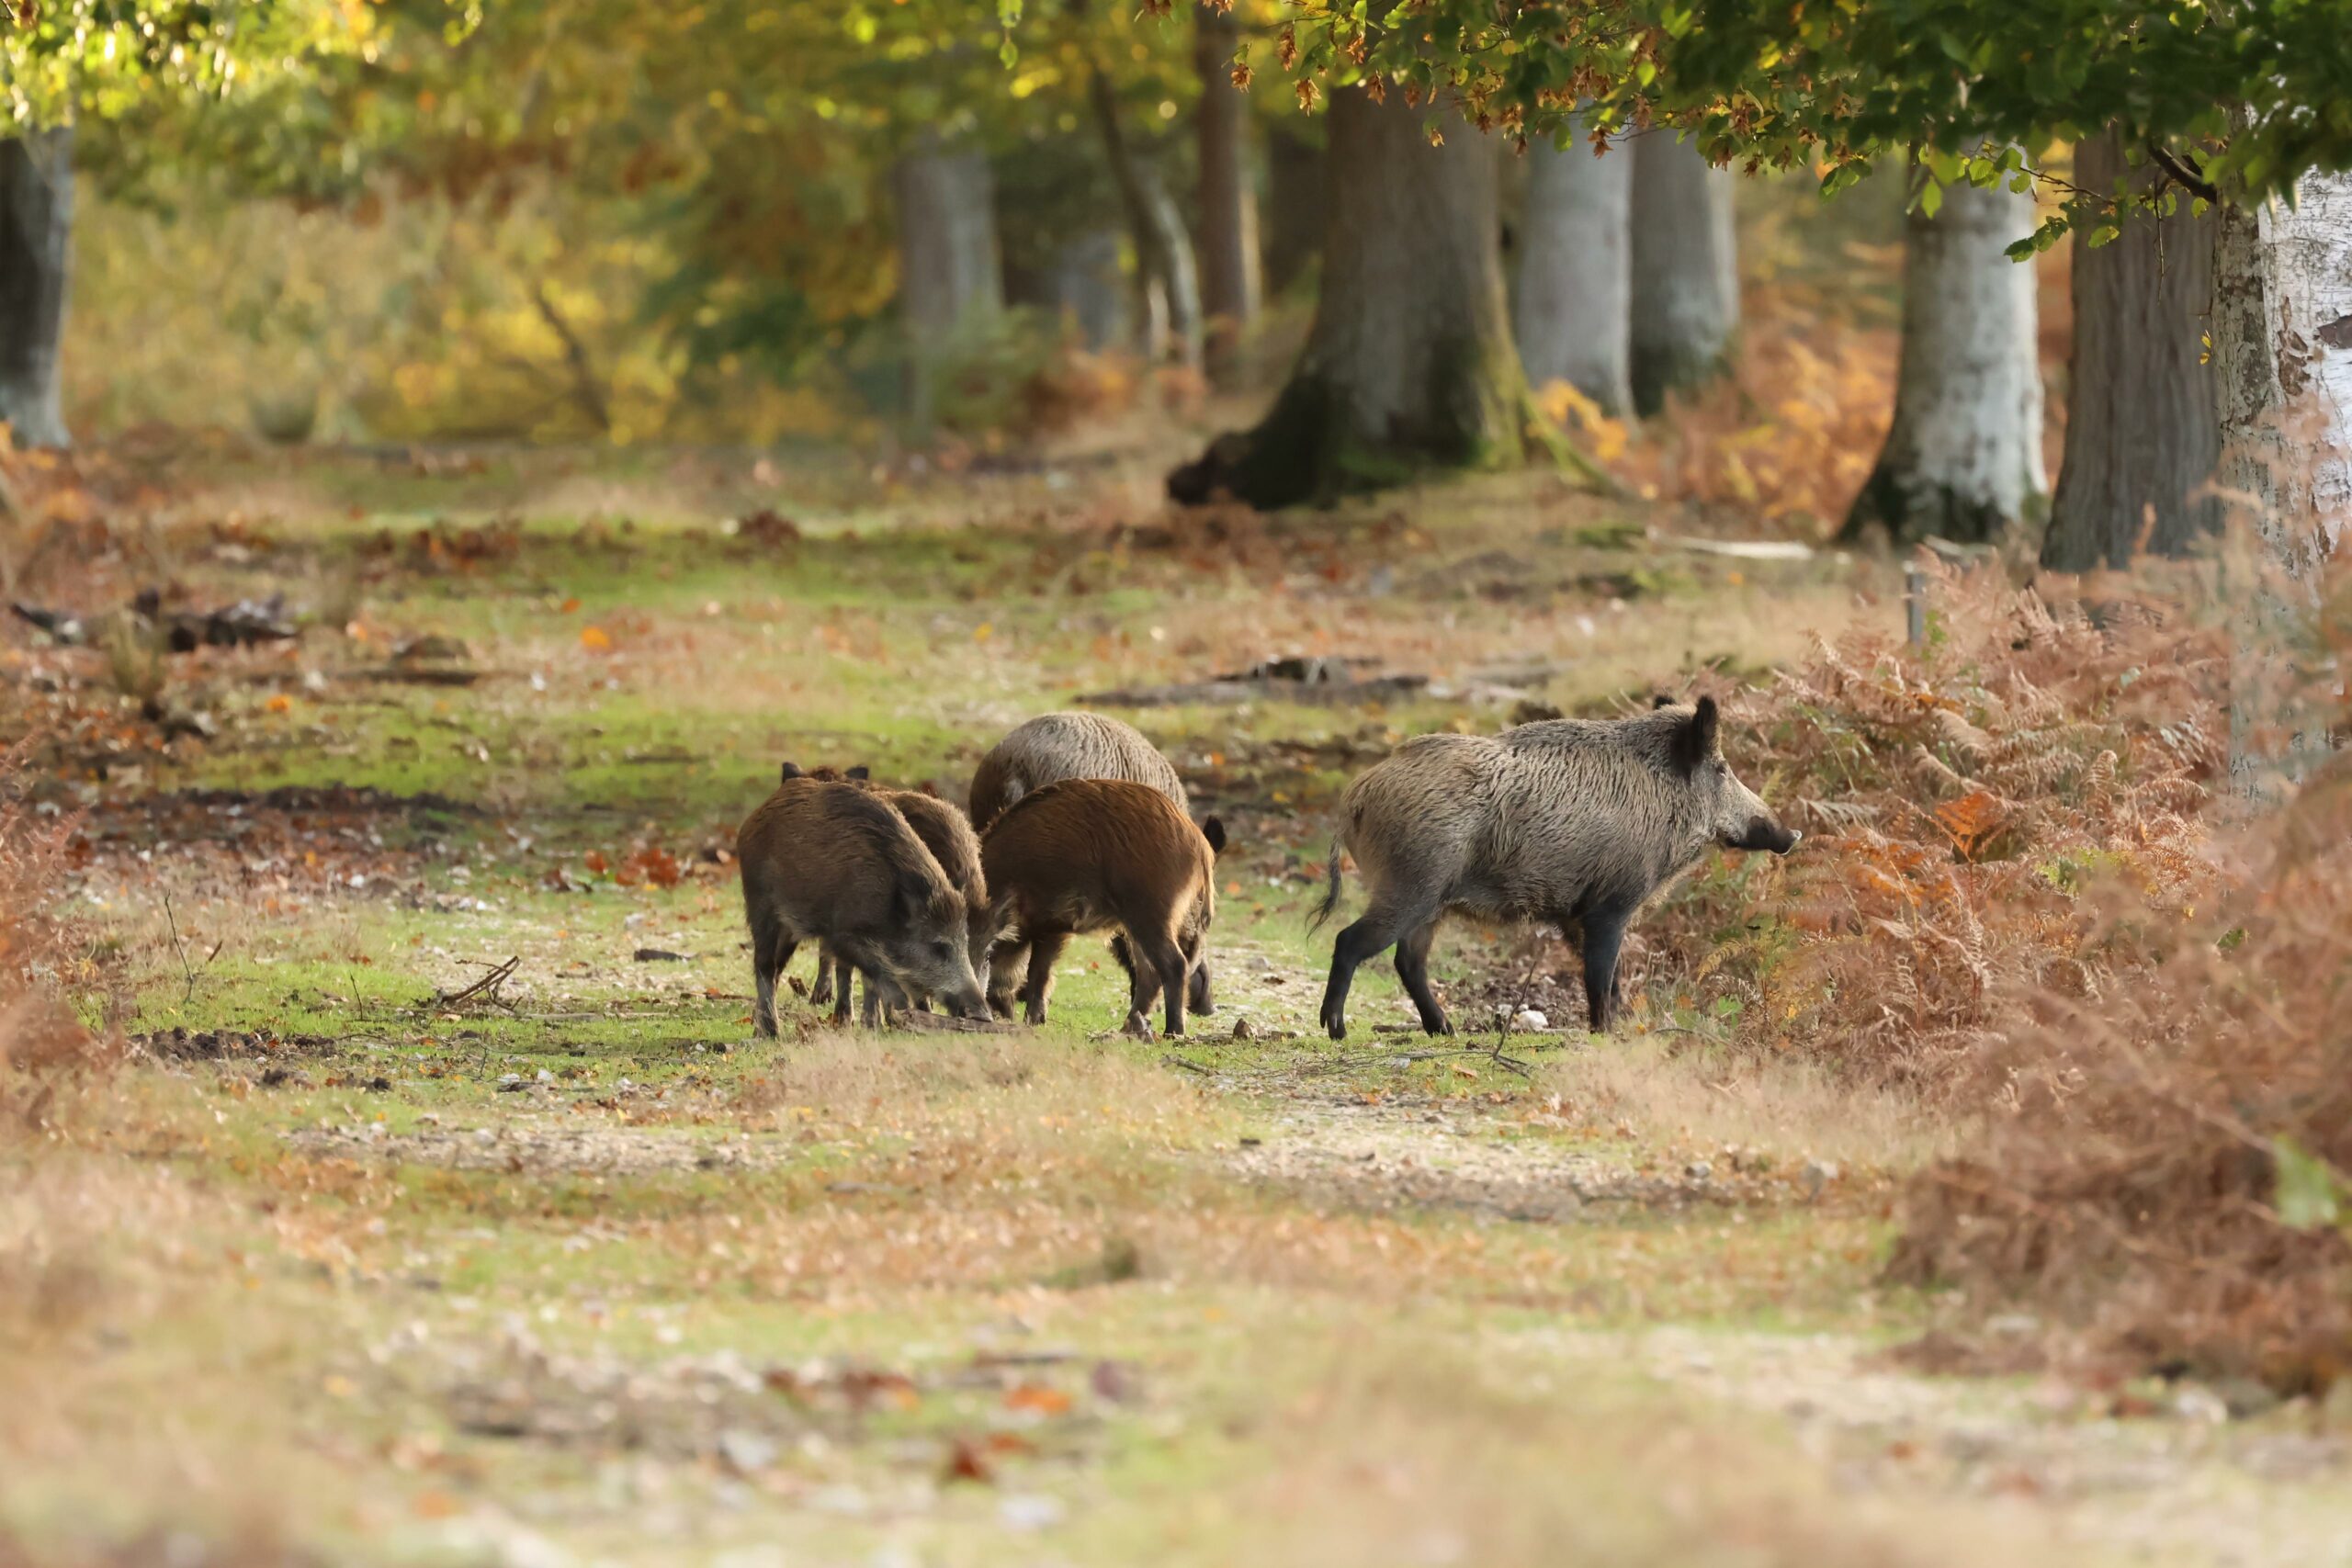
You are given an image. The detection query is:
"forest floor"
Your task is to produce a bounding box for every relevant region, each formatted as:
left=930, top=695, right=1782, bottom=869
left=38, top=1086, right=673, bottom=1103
left=6, top=434, right=2351, bottom=1567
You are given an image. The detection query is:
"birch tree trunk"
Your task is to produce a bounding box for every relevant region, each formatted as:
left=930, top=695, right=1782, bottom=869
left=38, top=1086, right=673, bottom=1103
left=1168, top=85, right=1523, bottom=509
left=1842, top=179, right=2046, bottom=546
left=0, top=130, right=74, bottom=451
left=2211, top=166, right=2352, bottom=798
left=893, top=134, right=1002, bottom=430
left=1627, top=132, right=1737, bottom=414
left=1514, top=127, right=1634, bottom=417
left=1193, top=1, right=1261, bottom=384
left=2041, top=130, right=2221, bottom=571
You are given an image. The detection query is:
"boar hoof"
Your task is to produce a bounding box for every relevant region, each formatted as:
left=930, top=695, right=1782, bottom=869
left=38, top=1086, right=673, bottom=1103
left=1123, top=1011, right=1156, bottom=1042
left=1023, top=1002, right=1049, bottom=1026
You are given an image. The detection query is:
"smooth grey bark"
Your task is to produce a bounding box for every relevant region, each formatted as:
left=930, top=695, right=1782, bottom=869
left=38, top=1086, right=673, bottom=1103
left=1627, top=131, right=1737, bottom=415
left=1514, top=124, right=1634, bottom=416
left=1047, top=229, right=1126, bottom=350
left=893, top=133, right=1003, bottom=428
left=1169, top=85, right=1524, bottom=508
left=0, top=129, right=74, bottom=450
left=1262, top=119, right=1325, bottom=296
left=1843, top=177, right=2046, bottom=546
left=2211, top=160, right=2352, bottom=798
left=1193, top=1, right=1261, bottom=383
left=1088, top=67, right=1202, bottom=371
left=2041, top=130, right=2220, bottom=571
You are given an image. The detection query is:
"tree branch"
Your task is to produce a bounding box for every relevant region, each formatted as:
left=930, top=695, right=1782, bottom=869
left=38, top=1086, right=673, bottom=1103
left=2145, top=140, right=2220, bottom=205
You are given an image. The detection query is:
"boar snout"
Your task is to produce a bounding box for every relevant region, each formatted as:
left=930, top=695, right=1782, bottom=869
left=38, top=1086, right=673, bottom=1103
left=1729, top=818, right=1800, bottom=854
left=948, top=988, right=994, bottom=1023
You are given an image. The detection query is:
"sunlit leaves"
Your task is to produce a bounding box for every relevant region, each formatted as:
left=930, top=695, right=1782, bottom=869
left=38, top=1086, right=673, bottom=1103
left=4, top=0, right=377, bottom=124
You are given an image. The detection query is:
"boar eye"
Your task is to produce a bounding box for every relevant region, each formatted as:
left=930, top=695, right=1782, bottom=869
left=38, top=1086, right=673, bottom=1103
left=931, top=941, right=952, bottom=958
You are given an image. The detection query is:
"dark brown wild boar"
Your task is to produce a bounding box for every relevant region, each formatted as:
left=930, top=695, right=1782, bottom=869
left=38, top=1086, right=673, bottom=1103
left=1313, top=697, right=1798, bottom=1038
left=740, top=769, right=989, bottom=1034
left=968, top=712, right=1218, bottom=1015
left=979, top=778, right=1224, bottom=1038
left=812, top=782, right=989, bottom=1017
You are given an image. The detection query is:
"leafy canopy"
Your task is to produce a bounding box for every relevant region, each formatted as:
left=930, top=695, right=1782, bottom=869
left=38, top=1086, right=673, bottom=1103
left=4, top=0, right=382, bottom=124
left=1255, top=0, right=2352, bottom=243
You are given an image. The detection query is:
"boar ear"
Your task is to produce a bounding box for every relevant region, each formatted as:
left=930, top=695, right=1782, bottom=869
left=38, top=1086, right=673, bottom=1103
left=1670, top=696, right=1719, bottom=775
left=780, top=761, right=803, bottom=782
left=1653, top=694, right=1673, bottom=709
left=846, top=765, right=871, bottom=781
left=1202, top=816, right=1227, bottom=855
left=891, top=870, right=931, bottom=924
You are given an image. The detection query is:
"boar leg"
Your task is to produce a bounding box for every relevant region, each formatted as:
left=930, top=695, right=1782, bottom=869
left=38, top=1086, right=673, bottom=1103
left=749, top=910, right=795, bottom=1039
left=986, top=935, right=1029, bottom=1018
left=1018, top=928, right=1071, bottom=1025
left=1319, top=904, right=1417, bottom=1041
left=1122, top=941, right=1162, bottom=1035
left=809, top=959, right=834, bottom=1009
left=1577, top=908, right=1632, bottom=1032
left=1393, top=919, right=1453, bottom=1036
left=859, top=972, right=905, bottom=1029
left=1141, top=933, right=1189, bottom=1039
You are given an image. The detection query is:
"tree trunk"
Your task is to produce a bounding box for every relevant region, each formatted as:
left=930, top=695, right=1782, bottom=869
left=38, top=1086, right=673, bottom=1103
left=1193, top=2, right=1261, bottom=384
left=2211, top=164, right=2352, bottom=798
left=1087, top=69, right=1202, bottom=372
left=2041, top=131, right=2220, bottom=571
left=1047, top=229, right=1126, bottom=350
left=1514, top=123, right=1634, bottom=417
left=893, top=134, right=1002, bottom=430
left=1842, top=178, right=2046, bottom=546
left=1627, top=132, right=1737, bottom=415
left=1168, top=85, right=1523, bottom=509
left=1261, top=119, right=1325, bottom=297
left=0, top=129, right=74, bottom=451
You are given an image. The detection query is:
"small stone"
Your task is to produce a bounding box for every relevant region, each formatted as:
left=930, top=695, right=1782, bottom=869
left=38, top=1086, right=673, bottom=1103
left=2212, top=1375, right=2281, bottom=1420
left=998, top=1494, right=1065, bottom=1532
left=2173, top=1385, right=2229, bottom=1425
left=1985, top=1314, right=2041, bottom=1339
left=1801, top=1159, right=1839, bottom=1197
left=1513, top=1009, right=1548, bottom=1032
left=1684, top=1161, right=1713, bottom=1182
left=717, top=1428, right=778, bottom=1474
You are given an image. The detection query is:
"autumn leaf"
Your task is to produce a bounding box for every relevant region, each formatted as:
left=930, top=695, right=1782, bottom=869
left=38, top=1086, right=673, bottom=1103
left=1001, top=1383, right=1072, bottom=1416
left=580, top=626, right=613, bottom=652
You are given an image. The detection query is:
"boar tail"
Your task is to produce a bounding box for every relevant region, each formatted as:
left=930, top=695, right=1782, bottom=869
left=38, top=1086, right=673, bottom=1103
left=1308, top=838, right=1346, bottom=931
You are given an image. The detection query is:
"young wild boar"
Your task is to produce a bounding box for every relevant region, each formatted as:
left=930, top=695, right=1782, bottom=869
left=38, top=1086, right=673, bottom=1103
left=814, top=782, right=990, bottom=1017
left=979, top=779, right=1224, bottom=1038
left=1313, top=697, right=1798, bottom=1039
left=967, top=712, right=1218, bottom=1014
left=739, top=768, right=990, bottom=1035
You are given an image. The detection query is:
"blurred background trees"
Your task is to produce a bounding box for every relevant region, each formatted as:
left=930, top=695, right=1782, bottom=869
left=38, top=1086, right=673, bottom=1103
left=6, top=0, right=2350, bottom=590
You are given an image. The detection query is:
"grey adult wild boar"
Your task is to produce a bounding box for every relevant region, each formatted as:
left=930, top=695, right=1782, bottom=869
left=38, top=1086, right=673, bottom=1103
left=739, top=771, right=990, bottom=1034
left=1313, top=697, right=1798, bottom=1038
left=968, top=712, right=1218, bottom=1014
left=979, top=778, right=1222, bottom=1038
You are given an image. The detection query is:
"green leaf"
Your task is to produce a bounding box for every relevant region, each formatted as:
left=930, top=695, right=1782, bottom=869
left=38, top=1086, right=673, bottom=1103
left=2275, top=1137, right=2343, bottom=1230
left=1917, top=179, right=1943, bottom=219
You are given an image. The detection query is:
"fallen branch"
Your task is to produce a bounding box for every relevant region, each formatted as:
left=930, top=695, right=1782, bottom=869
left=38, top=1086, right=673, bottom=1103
left=435, top=955, right=520, bottom=1010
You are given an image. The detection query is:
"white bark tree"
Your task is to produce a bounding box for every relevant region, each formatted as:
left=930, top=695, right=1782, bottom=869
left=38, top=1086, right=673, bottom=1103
left=1627, top=132, right=1737, bottom=414
left=1843, top=178, right=2046, bottom=546
left=1514, top=126, right=1634, bottom=417
left=2211, top=166, right=2352, bottom=796
left=893, top=132, right=1002, bottom=429
left=0, top=129, right=74, bottom=450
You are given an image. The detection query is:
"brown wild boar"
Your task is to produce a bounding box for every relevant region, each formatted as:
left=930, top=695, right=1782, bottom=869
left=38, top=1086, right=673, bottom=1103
left=968, top=712, right=1217, bottom=1014
left=739, top=768, right=990, bottom=1034
left=1313, top=697, right=1798, bottom=1038
left=979, top=778, right=1224, bottom=1038
left=813, top=781, right=990, bottom=1016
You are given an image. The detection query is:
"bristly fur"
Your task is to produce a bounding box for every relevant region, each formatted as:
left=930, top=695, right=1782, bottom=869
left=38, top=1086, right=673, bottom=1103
left=967, top=712, right=1186, bottom=830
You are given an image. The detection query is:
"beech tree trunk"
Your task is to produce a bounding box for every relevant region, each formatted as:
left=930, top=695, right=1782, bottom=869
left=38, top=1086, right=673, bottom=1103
left=0, top=130, right=74, bottom=450
left=2041, top=131, right=2221, bottom=571
left=1089, top=68, right=1202, bottom=372
left=1843, top=179, right=2046, bottom=546
left=1048, top=229, right=1126, bottom=350
left=1193, top=1, right=1261, bottom=383
left=1514, top=125, right=1634, bottom=417
left=893, top=134, right=1002, bottom=429
left=1168, top=85, right=1523, bottom=509
left=2211, top=165, right=2352, bottom=797
left=1261, top=120, right=1325, bottom=297
left=1627, top=132, right=1737, bottom=415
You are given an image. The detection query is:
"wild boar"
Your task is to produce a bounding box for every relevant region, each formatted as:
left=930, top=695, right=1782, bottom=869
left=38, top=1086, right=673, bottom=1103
left=968, top=712, right=1217, bottom=1014
left=978, top=778, right=1224, bottom=1038
left=1312, top=696, right=1798, bottom=1038
left=818, top=784, right=991, bottom=1018
left=739, top=770, right=990, bottom=1034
